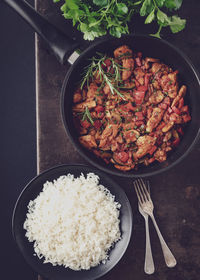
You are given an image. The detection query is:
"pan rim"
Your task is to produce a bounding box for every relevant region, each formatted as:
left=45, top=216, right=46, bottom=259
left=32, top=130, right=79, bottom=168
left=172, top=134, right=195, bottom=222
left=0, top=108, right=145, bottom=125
left=61, top=34, right=200, bottom=178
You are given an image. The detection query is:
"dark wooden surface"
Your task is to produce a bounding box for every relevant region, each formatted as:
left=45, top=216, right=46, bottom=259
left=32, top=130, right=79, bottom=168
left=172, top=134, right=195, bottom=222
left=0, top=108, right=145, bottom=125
left=36, top=1, right=200, bottom=279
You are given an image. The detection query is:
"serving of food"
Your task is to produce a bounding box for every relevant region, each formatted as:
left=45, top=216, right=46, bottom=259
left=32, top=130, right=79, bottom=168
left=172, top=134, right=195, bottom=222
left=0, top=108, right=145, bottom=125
left=24, top=172, right=121, bottom=271
left=72, top=45, right=191, bottom=171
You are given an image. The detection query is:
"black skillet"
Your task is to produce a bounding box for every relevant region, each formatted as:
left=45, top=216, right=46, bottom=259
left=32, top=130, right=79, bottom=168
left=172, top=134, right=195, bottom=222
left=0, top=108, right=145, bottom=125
left=12, top=164, right=133, bottom=280
left=4, top=0, right=200, bottom=179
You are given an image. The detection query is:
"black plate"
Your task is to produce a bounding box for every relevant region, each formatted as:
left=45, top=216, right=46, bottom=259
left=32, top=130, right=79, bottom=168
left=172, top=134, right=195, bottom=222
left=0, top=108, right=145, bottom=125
left=12, top=164, right=133, bottom=280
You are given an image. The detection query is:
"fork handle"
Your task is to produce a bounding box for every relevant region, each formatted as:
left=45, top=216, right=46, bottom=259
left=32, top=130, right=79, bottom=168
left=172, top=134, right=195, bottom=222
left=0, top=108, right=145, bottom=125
left=150, top=214, right=177, bottom=268
left=144, top=217, right=155, bottom=274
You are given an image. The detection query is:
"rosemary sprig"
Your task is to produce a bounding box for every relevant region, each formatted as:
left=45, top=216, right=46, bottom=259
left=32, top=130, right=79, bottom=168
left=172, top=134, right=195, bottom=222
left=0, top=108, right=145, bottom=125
left=80, top=53, right=125, bottom=99
left=82, top=106, right=94, bottom=125
left=80, top=60, right=96, bottom=90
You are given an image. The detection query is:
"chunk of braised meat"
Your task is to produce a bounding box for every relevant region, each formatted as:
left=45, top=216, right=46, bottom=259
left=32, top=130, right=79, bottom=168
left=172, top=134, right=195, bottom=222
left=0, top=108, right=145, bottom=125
left=171, top=85, right=186, bottom=107
left=111, top=111, right=122, bottom=123
left=98, top=125, right=112, bottom=148
left=103, top=83, right=111, bottom=95
left=113, top=151, right=129, bottom=164
left=112, top=151, right=134, bottom=170
left=114, top=45, right=133, bottom=59
left=149, top=90, right=164, bottom=104
left=154, top=148, right=167, bottom=162
left=152, top=80, right=160, bottom=90
left=122, top=123, right=137, bottom=131
left=105, top=100, right=116, bottom=110
left=79, top=127, right=88, bottom=135
left=162, top=121, right=174, bottom=133
left=79, top=135, right=97, bottom=149
left=163, top=131, right=172, bottom=142
left=99, top=124, right=119, bottom=149
left=121, top=92, right=135, bottom=103
left=95, top=93, right=105, bottom=105
left=134, top=67, right=145, bottom=77
left=116, top=134, right=124, bottom=144
left=73, top=89, right=82, bottom=103
left=87, top=82, right=98, bottom=99
left=160, top=71, right=178, bottom=98
left=123, top=129, right=140, bottom=144
left=123, top=81, right=135, bottom=89
left=146, top=108, right=164, bottom=133
left=93, top=70, right=103, bottom=84
left=110, top=140, right=119, bottom=152
left=168, top=71, right=178, bottom=84
left=122, top=58, right=134, bottom=81
left=108, top=125, right=119, bottom=138
left=168, top=85, right=178, bottom=99
left=110, top=135, right=124, bottom=152
left=133, top=135, right=156, bottom=159
left=151, top=62, right=162, bottom=73
left=134, top=67, right=145, bottom=85
left=144, top=57, right=160, bottom=69
left=73, top=100, right=96, bottom=112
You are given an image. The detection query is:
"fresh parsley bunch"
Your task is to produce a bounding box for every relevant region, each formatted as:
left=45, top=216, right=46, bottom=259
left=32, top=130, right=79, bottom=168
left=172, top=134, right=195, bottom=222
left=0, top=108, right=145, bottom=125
left=53, top=0, right=186, bottom=40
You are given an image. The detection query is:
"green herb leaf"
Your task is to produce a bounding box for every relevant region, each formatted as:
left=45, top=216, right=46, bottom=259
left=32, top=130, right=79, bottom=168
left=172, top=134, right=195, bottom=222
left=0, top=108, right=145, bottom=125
left=61, top=3, right=68, bottom=12
left=157, top=9, right=171, bottom=26
left=65, top=0, right=79, bottom=9
left=140, top=0, right=153, bottom=16
left=116, top=3, right=128, bottom=15
left=109, top=26, right=122, bottom=38
left=169, top=15, right=186, bottom=33
left=79, top=22, right=89, bottom=33
left=145, top=8, right=155, bottom=24
left=155, top=0, right=165, bottom=7
left=164, top=0, right=183, bottom=10
left=82, top=106, right=94, bottom=125
left=93, top=0, right=108, bottom=7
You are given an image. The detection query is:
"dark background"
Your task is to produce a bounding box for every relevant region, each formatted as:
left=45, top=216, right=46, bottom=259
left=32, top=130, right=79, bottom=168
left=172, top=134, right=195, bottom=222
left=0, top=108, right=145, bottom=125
left=0, top=0, right=36, bottom=279
left=0, top=0, right=200, bottom=280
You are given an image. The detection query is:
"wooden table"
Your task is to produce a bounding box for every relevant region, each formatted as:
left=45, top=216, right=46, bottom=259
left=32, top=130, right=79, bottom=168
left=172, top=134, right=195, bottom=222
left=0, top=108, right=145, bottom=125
left=36, top=0, right=200, bottom=279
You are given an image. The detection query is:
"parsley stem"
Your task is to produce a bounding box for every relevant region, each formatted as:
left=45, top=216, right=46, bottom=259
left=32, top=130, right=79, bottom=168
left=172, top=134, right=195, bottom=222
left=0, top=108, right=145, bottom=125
left=151, top=24, right=163, bottom=38
left=152, top=0, right=158, bottom=9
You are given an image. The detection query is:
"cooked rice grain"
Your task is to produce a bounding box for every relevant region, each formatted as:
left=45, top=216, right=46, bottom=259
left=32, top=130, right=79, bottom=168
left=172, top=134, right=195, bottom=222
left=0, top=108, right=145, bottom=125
left=24, top=173, right=121, bottom=270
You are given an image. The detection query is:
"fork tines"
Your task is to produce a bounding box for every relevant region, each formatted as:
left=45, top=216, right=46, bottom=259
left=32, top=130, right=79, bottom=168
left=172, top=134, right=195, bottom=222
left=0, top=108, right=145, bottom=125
left=133, top=178, right=150, bottom=205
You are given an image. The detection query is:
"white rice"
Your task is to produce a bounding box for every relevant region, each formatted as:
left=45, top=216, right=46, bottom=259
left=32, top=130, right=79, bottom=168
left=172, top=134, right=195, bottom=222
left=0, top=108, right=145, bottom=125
left=24, top=172, right=121, bottom=270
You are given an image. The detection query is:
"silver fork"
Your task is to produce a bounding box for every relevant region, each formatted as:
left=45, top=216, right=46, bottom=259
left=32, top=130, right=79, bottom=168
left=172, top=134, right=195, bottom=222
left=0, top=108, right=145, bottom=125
left=134, top=178, right=177, bottom=268
left=138, top=182, right=155, bottom=274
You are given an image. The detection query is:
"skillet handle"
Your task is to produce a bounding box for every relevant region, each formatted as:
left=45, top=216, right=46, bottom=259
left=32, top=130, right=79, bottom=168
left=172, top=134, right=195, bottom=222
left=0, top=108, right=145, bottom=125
left=3, top=0, right=79, bottom=64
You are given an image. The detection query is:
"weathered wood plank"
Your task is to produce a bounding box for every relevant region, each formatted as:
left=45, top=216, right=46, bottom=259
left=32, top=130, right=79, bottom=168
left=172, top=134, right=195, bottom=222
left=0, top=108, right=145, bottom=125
left=36, top=1, right=200, bottom=279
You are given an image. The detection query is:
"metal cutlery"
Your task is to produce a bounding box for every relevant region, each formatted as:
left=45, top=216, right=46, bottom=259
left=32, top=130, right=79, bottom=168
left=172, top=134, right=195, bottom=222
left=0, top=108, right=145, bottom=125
left=138, top=201, right=155, bottom=274
left=134, top=178, right=177, bottom=270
